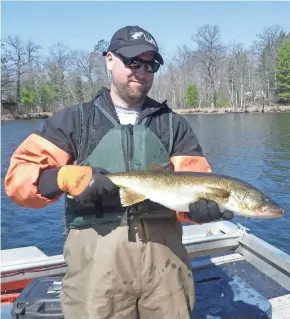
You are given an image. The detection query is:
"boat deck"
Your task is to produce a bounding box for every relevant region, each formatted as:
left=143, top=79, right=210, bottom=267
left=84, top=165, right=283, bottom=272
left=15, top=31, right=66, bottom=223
left=189, top=253, right=290, bottom=318
left=1, top=221, right=290, bottom=318
left=185, top=221, right=290, bottom=318
left=1, top=261, right=290, bottom=318
left=193, top=256, right=289, bottom=299
left=2, top=296, right=290, bottom=319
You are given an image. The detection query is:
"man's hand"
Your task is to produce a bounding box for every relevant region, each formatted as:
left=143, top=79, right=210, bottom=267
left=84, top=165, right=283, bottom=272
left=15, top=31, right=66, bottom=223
left=74, top=167, right=119, bottom=206
left=57, top=166, right=118, bottom=206
left=188, top=199, right=234, bottom=223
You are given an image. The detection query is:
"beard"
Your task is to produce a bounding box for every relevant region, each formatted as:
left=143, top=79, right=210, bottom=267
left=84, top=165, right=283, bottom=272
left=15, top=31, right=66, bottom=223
left=112, top=76, right=152, bottom=105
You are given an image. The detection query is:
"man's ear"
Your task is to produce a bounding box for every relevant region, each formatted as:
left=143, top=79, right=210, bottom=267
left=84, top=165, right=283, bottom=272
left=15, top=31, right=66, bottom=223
left=106, top=52, right=113, bottom=71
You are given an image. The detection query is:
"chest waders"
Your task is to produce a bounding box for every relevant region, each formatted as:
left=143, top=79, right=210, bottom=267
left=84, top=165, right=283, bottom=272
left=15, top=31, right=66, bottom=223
left=65, top=103, right=174, bottom=229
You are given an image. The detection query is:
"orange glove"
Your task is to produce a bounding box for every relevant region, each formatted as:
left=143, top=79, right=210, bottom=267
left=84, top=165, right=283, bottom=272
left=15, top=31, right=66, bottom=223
left=57, top=165, right=93, bottom=197
left=57, top=166, right=118, bottom=206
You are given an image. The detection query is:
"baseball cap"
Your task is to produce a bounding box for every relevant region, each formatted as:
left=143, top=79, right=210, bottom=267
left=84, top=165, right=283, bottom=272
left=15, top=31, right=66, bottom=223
left=102, top=25, right=164, bottom=65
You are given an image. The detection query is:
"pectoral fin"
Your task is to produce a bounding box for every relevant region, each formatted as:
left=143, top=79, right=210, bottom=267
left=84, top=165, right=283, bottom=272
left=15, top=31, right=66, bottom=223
left=119, top=188, right=147, bottom=207
left=195, top=187, right=230, bottom=203
left=206, top=187, right=230, bottom=198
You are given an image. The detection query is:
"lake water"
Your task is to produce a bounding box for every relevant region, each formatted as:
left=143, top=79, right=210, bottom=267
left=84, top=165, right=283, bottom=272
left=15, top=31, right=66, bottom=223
left=1, top=112, right=290, bottom=256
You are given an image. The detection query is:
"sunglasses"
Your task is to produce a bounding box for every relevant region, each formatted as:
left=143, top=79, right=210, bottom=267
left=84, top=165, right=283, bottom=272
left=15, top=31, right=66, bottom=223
left=112, top=51, right=160, bottom=73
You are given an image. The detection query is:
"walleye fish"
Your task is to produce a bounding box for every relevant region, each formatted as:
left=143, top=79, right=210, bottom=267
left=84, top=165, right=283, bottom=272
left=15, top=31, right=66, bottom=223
left=107, top=165, right=285, bottom=219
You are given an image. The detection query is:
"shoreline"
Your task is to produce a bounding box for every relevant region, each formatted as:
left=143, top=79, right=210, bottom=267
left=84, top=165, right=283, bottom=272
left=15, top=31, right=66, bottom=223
left=1, top=112, right=53, bottom=121
left=1, top=105, right=290, bottom=121
left=174, top=105, right=290, bottom=115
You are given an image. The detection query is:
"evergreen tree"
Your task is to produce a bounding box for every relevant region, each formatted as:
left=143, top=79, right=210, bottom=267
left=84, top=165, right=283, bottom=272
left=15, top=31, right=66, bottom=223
left=75, top=76, right=84, bottom=102
left=276, top=40, right=290, bottom=103
left=185, top=85, right=198, bottom=108
left=20, top=85, right=37, bottom=108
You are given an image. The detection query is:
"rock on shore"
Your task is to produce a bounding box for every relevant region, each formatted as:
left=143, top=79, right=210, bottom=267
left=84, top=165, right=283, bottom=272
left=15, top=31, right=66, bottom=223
left=1, top=112, right=53, bottom=121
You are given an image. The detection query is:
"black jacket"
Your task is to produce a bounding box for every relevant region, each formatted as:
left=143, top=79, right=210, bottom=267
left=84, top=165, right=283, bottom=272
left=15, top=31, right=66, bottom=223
left=5, top=87, right=211, bottom=209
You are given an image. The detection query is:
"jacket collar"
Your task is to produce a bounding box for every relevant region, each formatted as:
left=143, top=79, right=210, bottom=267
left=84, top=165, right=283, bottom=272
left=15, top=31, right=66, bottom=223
left=94, top=87, right=169, bottom=124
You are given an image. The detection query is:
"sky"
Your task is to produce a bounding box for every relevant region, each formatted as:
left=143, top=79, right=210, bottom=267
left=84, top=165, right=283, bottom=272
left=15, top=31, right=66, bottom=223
left=1, top=1, right=290, bottom=61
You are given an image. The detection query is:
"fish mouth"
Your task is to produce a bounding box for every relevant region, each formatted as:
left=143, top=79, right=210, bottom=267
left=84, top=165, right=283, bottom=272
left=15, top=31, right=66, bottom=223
left=235, top=205, right=285, bottom=219
left=253, top=205, right=285, bottom=218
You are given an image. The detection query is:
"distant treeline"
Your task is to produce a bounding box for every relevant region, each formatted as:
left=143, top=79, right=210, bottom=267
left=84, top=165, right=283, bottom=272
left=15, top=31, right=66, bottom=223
left=1, top=24, right=290, bottom=116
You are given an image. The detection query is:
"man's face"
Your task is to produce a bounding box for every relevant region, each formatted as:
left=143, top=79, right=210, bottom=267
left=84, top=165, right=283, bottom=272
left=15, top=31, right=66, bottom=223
left=106, top=50, right=156, bottom=105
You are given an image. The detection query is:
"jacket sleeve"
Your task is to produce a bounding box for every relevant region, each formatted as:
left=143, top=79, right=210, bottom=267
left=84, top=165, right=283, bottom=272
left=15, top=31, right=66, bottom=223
left=4, top=105, right=80, bottom=208
left=170, top=113, right=211, bottom=173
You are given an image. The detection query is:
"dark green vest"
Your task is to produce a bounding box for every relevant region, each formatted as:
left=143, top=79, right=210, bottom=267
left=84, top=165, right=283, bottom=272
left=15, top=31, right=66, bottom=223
left=65, top=102, right=174, bottom=229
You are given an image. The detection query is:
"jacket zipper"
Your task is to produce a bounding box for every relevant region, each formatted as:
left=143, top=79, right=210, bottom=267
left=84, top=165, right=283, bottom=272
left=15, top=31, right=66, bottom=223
left=127, top=124, right=133, bottom=171
left=126, top=124, right=134, bottom=218
left=126, top=109, right=159, bottom=171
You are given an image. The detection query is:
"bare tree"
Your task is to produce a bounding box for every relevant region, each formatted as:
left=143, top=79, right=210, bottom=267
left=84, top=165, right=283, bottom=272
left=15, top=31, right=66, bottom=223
left=191, top=25, right=226, bottom=108
left=226, top=42, right=253, bottom=109
left=2, top=36, right=41, bottom=108
left=2, top=24, right=288, bottom=117
left=1, top=44, right=14, bottom=100
left=172, top=45, right=196, bottom=108
left=70, top=50, right=97, bottom=99
left=253, top=25, right=282, bottom=105
left=93, top=39, right=110, bottom=87
left=48, top=42, right=72, bottom=108
left=71, top=47, right=111, bottom=99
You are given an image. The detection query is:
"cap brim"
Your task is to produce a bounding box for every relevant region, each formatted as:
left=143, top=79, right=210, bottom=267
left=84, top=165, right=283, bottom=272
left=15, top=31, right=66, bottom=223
left=118, top=44, right=164, bottom=65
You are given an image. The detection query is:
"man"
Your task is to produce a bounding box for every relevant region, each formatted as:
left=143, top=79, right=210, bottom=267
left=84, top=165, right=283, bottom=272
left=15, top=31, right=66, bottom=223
left=5, top=25, right=233, bottom=319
